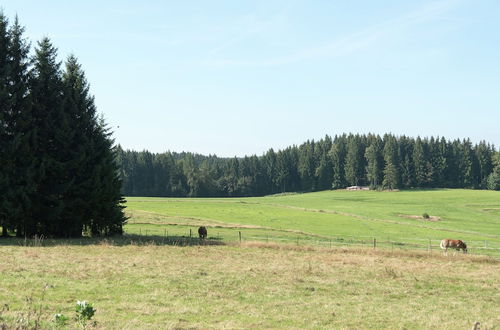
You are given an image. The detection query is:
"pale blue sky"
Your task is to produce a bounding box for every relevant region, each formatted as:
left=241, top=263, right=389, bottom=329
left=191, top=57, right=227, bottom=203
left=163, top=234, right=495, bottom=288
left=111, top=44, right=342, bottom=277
left=2, top=0, right=499, bottom=156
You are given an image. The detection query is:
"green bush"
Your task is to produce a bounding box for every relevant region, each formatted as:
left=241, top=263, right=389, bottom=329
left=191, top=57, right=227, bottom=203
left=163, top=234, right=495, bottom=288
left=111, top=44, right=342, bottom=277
left=76, top=300, right=96, bottom=328
left=54, top=313, right=69, bottom=327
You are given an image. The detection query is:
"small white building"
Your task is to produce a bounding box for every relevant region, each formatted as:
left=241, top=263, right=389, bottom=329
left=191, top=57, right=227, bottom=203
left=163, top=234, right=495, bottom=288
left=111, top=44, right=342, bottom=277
left=346, top=186, right=370, bottom=191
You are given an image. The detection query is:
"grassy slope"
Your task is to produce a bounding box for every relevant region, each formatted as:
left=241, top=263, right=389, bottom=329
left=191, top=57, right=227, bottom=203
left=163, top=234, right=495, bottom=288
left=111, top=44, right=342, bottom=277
left=125, top=189, right=500, bottom=255
left=0, top=242, right=498, bottom=329
left=1, top=190, right=499, bottom=328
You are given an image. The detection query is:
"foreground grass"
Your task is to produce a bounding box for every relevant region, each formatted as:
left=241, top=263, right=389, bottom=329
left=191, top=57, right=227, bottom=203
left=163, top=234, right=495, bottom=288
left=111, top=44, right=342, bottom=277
left=0, top=239, right=498, bottom=329
left=125, top=189, right=500, bottom=257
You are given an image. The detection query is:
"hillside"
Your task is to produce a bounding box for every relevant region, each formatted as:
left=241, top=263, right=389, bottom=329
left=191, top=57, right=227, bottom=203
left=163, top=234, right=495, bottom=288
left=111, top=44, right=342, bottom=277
left=125, top=189, right=500, bottom=257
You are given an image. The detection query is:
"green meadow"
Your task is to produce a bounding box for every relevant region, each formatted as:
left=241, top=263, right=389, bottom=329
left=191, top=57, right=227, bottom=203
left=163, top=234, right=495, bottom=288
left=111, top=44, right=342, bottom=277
left=1, top=189, right=499, bottom=329
left=125, top=189, right=500, bottom=256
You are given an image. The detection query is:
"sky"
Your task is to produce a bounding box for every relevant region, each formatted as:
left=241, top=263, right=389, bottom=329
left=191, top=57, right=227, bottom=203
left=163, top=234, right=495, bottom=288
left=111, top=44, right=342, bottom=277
left=2, top=0, right=499, bottom=157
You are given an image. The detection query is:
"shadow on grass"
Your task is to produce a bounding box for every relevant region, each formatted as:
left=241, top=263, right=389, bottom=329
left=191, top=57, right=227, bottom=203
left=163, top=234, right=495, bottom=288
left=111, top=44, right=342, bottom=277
left=0, top=234, right=225, bottom=247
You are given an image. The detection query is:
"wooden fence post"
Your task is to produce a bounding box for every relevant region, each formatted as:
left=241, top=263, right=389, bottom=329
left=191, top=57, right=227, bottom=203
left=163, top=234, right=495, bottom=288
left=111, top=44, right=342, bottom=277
left=373, top=238, right=376, bottom=249
left=239, top=231, right=242, bottom=244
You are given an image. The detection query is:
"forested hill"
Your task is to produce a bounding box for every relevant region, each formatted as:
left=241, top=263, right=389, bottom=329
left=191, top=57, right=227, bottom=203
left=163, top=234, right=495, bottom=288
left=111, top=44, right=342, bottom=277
left=117, top=134, right=500, bottom=197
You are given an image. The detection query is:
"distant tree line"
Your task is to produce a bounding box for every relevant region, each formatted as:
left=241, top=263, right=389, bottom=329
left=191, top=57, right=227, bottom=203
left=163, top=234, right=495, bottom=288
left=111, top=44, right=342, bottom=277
left=0, top=13, right=126, bottom=238
left=117, top=134, right=500, bottom=197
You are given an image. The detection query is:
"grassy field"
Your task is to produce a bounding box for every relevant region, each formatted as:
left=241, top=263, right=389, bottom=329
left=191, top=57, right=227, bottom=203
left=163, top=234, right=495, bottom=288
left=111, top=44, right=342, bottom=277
left=1, top=189, right=499, bottom=329
left=0, top=240, right=498, bottom=329
left=125, top=189, right=500, bottom=257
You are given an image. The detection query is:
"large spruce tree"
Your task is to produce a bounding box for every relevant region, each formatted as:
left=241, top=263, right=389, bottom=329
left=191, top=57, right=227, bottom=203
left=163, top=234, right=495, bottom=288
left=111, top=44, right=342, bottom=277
left=28, top=38, right=70, bottom=236
left=3, top=16, right=34, bottom=237
left=61, top=55, right=126, bottom=236
left=0, top=12, right=10, bottom=236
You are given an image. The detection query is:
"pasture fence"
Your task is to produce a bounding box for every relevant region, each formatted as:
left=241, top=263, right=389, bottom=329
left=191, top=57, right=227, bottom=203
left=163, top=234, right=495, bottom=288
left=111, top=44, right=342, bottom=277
left=241, top=234, right=500, bottom=256
left=127, top=226, right=500, bottom=258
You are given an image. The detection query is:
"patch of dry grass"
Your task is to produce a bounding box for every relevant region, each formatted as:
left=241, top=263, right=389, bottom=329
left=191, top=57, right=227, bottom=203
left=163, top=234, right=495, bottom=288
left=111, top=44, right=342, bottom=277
left=398, top=214, right=441, bottom=222
left=0, top=242, right=498, bottom=329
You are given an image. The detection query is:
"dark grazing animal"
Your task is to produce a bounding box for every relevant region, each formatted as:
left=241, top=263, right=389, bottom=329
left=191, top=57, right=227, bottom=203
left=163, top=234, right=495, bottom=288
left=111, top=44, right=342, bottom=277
left=198, top=226, right=207, bottom=239
left=440, top=239, right=467, bottom=254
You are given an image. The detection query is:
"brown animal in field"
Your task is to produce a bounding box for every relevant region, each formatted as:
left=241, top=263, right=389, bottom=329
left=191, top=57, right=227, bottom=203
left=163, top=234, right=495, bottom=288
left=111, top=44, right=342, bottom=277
left=440, top=239, right=467, bottom=254
left=198, top=226, right=207, bottom=239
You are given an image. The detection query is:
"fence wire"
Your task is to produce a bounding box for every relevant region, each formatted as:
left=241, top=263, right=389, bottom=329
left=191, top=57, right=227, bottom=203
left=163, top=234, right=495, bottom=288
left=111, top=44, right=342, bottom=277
left=126, top=226, right=500, bottom=258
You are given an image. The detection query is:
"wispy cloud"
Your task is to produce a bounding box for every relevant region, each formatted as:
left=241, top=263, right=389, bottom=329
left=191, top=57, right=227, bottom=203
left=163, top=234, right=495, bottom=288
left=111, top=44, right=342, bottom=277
left=206, top=2, right=294, bottom=58
left=204, top=0, right=463, bottom=68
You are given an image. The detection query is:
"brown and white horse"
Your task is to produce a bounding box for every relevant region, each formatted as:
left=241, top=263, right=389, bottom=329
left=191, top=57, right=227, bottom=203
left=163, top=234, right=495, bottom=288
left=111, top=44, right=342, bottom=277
left=440, top=239, right=467, bottom=254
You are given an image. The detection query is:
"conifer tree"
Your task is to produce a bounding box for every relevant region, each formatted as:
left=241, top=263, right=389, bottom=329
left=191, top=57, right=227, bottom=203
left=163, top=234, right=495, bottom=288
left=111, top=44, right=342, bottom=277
left=5, top=16, right=33, bottom=237
left=382, top=136, right=400, bottom=189
left=365, top=137, right=383, bottom=188
left=61, top=55, right=125, bottom=236
left=345, top=135, right=364, bottom=186
left=413, top=137, right=427, bottom=187
left=263, top=149, right=279, bottom=194
left=85, top=117, right=126, bottom=235
left=475, top=141, right=493, bottom=188
left=276, top=149, right=292, bottom=193
left=397, top=136, right=413, bottom=188
left=330, top=136, right=347, bottom=189
left=486, top=152, right=500, bottom=190
left=315, top=136, right=333, bottom=191
left=27, top=38, right=69, bottom=236
left=460, top=139, right=475, bottom=188
left=447, top=140, right=462, bottom=187
left=298, top=140, right=316, bottom=191
left=0, top=12, right=10, bottom=236
left=432, top=137, right=448, bottom=187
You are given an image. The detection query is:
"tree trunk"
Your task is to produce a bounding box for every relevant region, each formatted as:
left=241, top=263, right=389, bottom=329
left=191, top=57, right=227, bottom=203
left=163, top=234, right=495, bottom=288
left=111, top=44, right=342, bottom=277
left=1, top=224, right=8, bottom=237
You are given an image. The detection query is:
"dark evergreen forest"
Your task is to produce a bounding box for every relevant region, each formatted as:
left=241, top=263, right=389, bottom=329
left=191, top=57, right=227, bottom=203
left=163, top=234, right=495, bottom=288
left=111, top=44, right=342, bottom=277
left=117, top=134, right=500, bottom=197
left=0, top=13, right=126, bottom=238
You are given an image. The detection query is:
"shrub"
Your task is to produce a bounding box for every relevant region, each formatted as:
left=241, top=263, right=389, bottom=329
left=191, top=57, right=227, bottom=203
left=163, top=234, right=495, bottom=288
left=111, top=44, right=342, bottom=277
left=54, top=313, right=69, bottom=327
left=75, top=300, right=96, bottom=328
left=422, top=213, right=430, bottom=219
